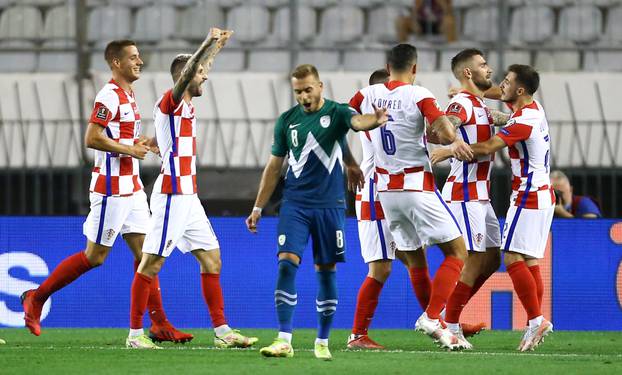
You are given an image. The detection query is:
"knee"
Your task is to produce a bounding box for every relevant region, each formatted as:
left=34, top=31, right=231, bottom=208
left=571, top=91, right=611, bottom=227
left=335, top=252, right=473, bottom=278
left=369, top=262, right=392, bottom=282
left=453, top=246, right=468, bottom=263
left=139, top=255, right=164, bottom=276
left=84, top=248, right=108, bottom=267
left=208, top=257, right=222, bottom=273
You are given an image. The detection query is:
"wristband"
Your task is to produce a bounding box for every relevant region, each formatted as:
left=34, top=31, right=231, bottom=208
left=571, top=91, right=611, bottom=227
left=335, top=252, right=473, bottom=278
left=252, top=206, right=263, bottom=215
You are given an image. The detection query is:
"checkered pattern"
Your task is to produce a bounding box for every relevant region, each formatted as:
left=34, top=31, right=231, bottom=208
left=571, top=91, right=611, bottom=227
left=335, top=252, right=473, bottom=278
left=152, top=90, right=198, bottom=195
left=88, top=80, right=143, bottom=197
left=497, top=100, right=555, bottom=209
left=353, top=131, right=388, bottom=221
left=374, top=166, right=436, bottom=193
left=442, top=91, right=495, bottom=202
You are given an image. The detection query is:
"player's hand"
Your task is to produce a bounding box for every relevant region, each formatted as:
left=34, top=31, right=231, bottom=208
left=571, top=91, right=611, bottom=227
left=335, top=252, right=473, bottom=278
left=207, top=27, right=222, bottom=42
left=450, top=139, right=473, bottom=161
left=129, top=138, right=150, bottom=160
left=139, top=136, right=160, bottom=155
left=448, top=86, right=460, bottom=98
left=217, top=30, right=233, bottom=48
left=429, top=147, right=451, bottom=165
left=372, top=103, right=389, bottom=127
left=246, top=210, right=261, bottom=234
left=346, top=164, right=364, bottom=193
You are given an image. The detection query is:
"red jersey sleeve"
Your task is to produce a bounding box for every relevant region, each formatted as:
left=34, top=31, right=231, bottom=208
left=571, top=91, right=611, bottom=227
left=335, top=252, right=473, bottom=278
left=417, top=97, right=445, bottom=124
left=349, top=91, right=364, bottom=114
left=89, top=102, right=113, bottom=127
left=445, top=102, right=468, bottom=123
left=158, top=89, right=180, bottom=114
left=497, top=123, right=532, bottom=147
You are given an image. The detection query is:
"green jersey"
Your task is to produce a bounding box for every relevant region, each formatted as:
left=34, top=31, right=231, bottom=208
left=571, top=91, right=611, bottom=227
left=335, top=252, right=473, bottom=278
left=271, top=99, right=356, bottom=208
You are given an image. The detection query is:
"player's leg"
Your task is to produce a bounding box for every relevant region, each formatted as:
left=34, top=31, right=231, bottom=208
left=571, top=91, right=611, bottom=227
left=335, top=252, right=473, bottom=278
left=22, top=193, right=126, bottom=336
left=260, top=204, right=309, bottom=358
left=397, top=248, right=431, bottom=310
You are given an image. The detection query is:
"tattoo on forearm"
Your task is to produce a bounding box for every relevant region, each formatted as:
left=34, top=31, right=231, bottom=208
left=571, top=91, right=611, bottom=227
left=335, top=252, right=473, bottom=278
left=490, top=109, right=510, bottom=126
left=172, top=37, right=219, bottom=102
left=447, top=115, right=463, bottom=128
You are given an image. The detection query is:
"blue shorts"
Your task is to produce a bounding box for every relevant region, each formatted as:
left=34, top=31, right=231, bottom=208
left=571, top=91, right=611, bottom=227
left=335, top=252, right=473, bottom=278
left=276, top=204, right=346, bottom=265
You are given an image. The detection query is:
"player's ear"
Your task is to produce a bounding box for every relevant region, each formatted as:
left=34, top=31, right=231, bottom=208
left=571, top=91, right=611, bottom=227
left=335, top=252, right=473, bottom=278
left=318, top=81, right=323, bottom=89
left=464, top=67, right=471, bottom=80
left=516, top=86, right=525, bottom=96
left=385, top=64, right=391, bottom=76
left=412, top=64, right=417, bottom=75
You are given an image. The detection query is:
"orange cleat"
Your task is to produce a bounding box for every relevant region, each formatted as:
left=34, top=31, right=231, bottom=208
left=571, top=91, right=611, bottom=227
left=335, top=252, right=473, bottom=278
left=149, top=322, right=194, bottom=344
left=461, top=322, right=487, bottom=337
left=21, top=290, right=42, bottom=336
left=346, top=334, right=386, bottom=350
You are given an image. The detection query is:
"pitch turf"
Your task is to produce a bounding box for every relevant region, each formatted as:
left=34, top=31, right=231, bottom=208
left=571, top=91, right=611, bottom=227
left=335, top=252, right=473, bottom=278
left=0, top=328, right=620, bottom=374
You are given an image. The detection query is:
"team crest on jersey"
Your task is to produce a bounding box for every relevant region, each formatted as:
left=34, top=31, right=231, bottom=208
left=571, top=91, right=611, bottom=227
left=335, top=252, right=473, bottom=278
left=278, top=234, right=286, bottom=246
left=320, top=115, right=331, bottom=128
left=105, top=228, right=115, bottom=241
left=448, top=103, right=463, bottom=114
left=96, top=106, right=109, bottom=120
left=474, top=233, right=484, bottom=247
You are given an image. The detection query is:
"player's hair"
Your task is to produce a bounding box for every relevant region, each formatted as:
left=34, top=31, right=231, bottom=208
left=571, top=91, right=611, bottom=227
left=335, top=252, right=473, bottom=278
left=369, top=68, right=389, bottom=85
left=387, top=44, right=418, bottom=72
left=450, top=48, right=484, bottom=79
left=170, top=53, right=192, bottom=81
left=507, top=64, right=540, bottom=95
left=550, top=170, right=569, bottom=182
left=104, top=39, right=137, bottom=66
left=291, top=64, right=320, bottom=80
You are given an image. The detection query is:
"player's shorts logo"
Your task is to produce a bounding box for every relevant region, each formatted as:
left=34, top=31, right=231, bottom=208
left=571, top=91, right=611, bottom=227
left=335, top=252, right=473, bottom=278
left=474, top=233, right=484, bottom=247
left=105, top=228, right=115, bottom=241
left=278, top=234, right=286, bottom=246
left=165, top=240, right=173, bottom=250
left=389, top=241, right=397, bottom=252
left=320, top=115, right=331, bottom=128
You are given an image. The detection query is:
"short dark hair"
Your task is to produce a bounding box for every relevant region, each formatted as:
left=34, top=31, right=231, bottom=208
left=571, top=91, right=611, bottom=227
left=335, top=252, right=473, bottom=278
left=104, top=39, right=136, bottom=66
left=387, top=44, right=418, bottom=72
left=369, top=68, right=389, bottom=85
left=450, top=48, right=484, bottom=78
left=170, top=53, right=192, bottom=81
left=291, top=64, right=320, bottom=80
left=507, top=64, right=540, bottom=95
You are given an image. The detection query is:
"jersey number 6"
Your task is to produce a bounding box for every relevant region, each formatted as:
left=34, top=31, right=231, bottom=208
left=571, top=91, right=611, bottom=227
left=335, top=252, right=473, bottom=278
left=381, top=127, right=396, bottom=155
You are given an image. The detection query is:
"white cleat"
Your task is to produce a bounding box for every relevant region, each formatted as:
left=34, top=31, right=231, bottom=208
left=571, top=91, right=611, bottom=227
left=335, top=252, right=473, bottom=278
left=415, top=312, right=461, bottom=350
left=126, top=334, right=162, bottom=349
left=519, top=319, right=553, bottom=352
left=448, top=324, right=473, bottom=350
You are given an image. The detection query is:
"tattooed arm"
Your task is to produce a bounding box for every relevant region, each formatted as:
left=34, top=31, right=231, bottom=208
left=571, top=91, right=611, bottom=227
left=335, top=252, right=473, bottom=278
left=490, top=109, right=510, bottom=126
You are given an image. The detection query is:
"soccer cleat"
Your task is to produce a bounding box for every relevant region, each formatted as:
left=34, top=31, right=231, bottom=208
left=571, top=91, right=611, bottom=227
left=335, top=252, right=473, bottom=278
left=21, top=290, right=42, bottom=336
left=260, top=338, right=294, bottom=358
left=214, top=329, right=258, bottom=348
left=517, top=327, right=529, bottom=350
left=415, top=312, right=461, bottom=350
left=461, top=322, right=487, bottom=338
left=519, top=319, right=553, bottom=352
left=126, top=334, right=162, bottom=349
left=346, top=334, right=385, bottom=350
left=448, top=325, right=473, bottom=350
left=314, top=342, right=332, bottom=360
left=149, top=322, right=194, bottom=344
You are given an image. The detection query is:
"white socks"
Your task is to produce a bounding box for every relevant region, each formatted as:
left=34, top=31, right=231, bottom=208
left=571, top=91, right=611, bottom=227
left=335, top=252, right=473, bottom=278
left=315, top=338, right=328, bottom=345
left=278, top=331, right=292, bottom=343
left=529, top=315, right=544, bottom=328
left=129, top=328, right=143, bottom=338
left=214, top=324, right=232, bottom=337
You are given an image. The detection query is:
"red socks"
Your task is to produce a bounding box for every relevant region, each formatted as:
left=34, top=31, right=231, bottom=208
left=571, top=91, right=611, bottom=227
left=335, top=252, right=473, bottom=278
left=201, top=273, right=227, bottom=327
left=408, top=266, right=432, bottom=310
left=426, top=256, right=464, bottom=319
left=470, top=274, right=488, bottom=298
left=352, top=277, right=384, bottom=335
left=507, top=261, right=541, bottom=320
left=444, top=281, right=472, bottom=324
left=130, top=273, right=152, bottom=329
left=528, top=265, right=544, bottom=308
left=35, top=251, right=92, bottom=303
left=134, top=260, right=167, bottom=325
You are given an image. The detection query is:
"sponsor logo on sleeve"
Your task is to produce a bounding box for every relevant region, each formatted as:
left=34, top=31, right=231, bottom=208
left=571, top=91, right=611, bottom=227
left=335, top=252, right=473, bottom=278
left=96, top=106, right=109, bottom=121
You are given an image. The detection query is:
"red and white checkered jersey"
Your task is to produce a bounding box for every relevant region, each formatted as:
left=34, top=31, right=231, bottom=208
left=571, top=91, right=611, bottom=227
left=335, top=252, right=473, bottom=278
left=354, top=130, right=386, bottom=222
left=349, top=81, right=444, bottom=192
left=441, top=91, right=495, bottom=202
left=497, top=100, right=555, bottom=209
left=152, top=90, right=197, bottom=195
left=88, top=79, right=143, bottom=197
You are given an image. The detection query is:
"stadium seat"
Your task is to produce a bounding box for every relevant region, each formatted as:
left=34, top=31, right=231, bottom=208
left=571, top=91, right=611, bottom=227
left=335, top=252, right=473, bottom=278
left=210, top=50, right=246, bottom=72
left=89, top=42, right=110, bottom=72
left=485, top=50, right=532, bottom=71
left=304, top=0, right=339, bottom=8
left=509, top=5, right=555, bottom=43
left=132, top=5, right=177, bottom=43
left=602, top=6, right=622, bottom=44
left=226, top=4, right=270, bottom=44
left=584, top=51, right=622, bottom=72
left=248, top=50, right=290, bottom=72
left=415, top=48, right=438, bottom=72
left=146, top=39, right=191, bottom=72
left=534, top=51, right=581, bottom=71
left=87, top=5, right=131, bottom=42
left=178, top=1, right=226, bottom=41
left=323, top=72, right=365, bottom=103
left=296, top=50, right=341, bottom=71
left=17, top=0, right=65, bottom=6
left=343, top=50, right=386, bottom=72
left=270, top=5, right=316, bottom=46
left=38, top=40, right=78, bottom=73
left=367, top=5, right=408, bottom=43
left=558, top=5, right=603, bottom=43
left=315, top=5, right=364, bottom=45
left=0, top=6, right=43, bottom=41
left=462, top=6, right=498, bottom=43
left=0, top=41, right=37, bottom=73
left=42, top=5, right=75, bottom=40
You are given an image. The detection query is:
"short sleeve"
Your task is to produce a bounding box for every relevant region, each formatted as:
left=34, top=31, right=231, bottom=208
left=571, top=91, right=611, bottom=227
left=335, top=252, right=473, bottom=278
left=445, top=97, right=471, bottom=124
left=497, top=122, right=532, bottom=147
left=576, top=197, right=601, bottom=217
left=337, top=103, right=356, bottom=132
left=415, top=88, right=444, bottom=124
left=89, top=89, right=119, bottom=127
left=158, top=89, right=180, bottom=115
left=271, top=114, right=288, bottom=157
left=349, top=91, right=364, bottom=114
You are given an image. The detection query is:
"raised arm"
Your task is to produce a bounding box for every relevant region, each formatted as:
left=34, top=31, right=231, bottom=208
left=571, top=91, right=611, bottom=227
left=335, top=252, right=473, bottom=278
left=203, top=30, right=233, bottom=73
left=246, top=155, right=285, bottom=233
left=350, top=104, right=388, bottom=131
left=171, top=28, right=222, bottom=103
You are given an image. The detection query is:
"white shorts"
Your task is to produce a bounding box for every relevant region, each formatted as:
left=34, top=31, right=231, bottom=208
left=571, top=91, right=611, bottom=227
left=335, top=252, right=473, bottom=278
left=357, top=219, right=397, bottom=263
left=501, top=205, right=554, bottom=259
left=143, top=193, right=220, bottom=258
left=83, top=190, right=150, bottom=247
left=378, top=190, right=461, bottom=249
left=448, top=201, right=501, bottom=252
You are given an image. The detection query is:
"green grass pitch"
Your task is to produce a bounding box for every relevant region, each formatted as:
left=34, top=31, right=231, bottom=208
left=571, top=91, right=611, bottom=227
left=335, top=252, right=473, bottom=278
left=1, top=328, right=620, bottom=374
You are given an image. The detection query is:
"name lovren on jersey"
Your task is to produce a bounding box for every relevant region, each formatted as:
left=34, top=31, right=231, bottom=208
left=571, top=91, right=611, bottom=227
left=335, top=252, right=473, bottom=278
left=373, top=98, right=402, bottom=110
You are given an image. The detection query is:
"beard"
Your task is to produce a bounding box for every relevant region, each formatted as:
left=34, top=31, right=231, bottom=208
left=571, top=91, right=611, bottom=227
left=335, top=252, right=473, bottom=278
left=473, top=75, right=493, bottom=92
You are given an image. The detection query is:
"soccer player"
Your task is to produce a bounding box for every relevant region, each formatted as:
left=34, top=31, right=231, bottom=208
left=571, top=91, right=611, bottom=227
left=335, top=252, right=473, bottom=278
left=351, top=43, right=473, bottom=350
left=429, top=49, right=511, bottom=348
left=126, top=28, right=257, bottom=350
left=437, top=64, right=554, bottom=351
left=348, top=68, right=433, bottom=350
left=20, top=40, right=191, bottom=343
left=245, top=64, right=388, bottom=360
